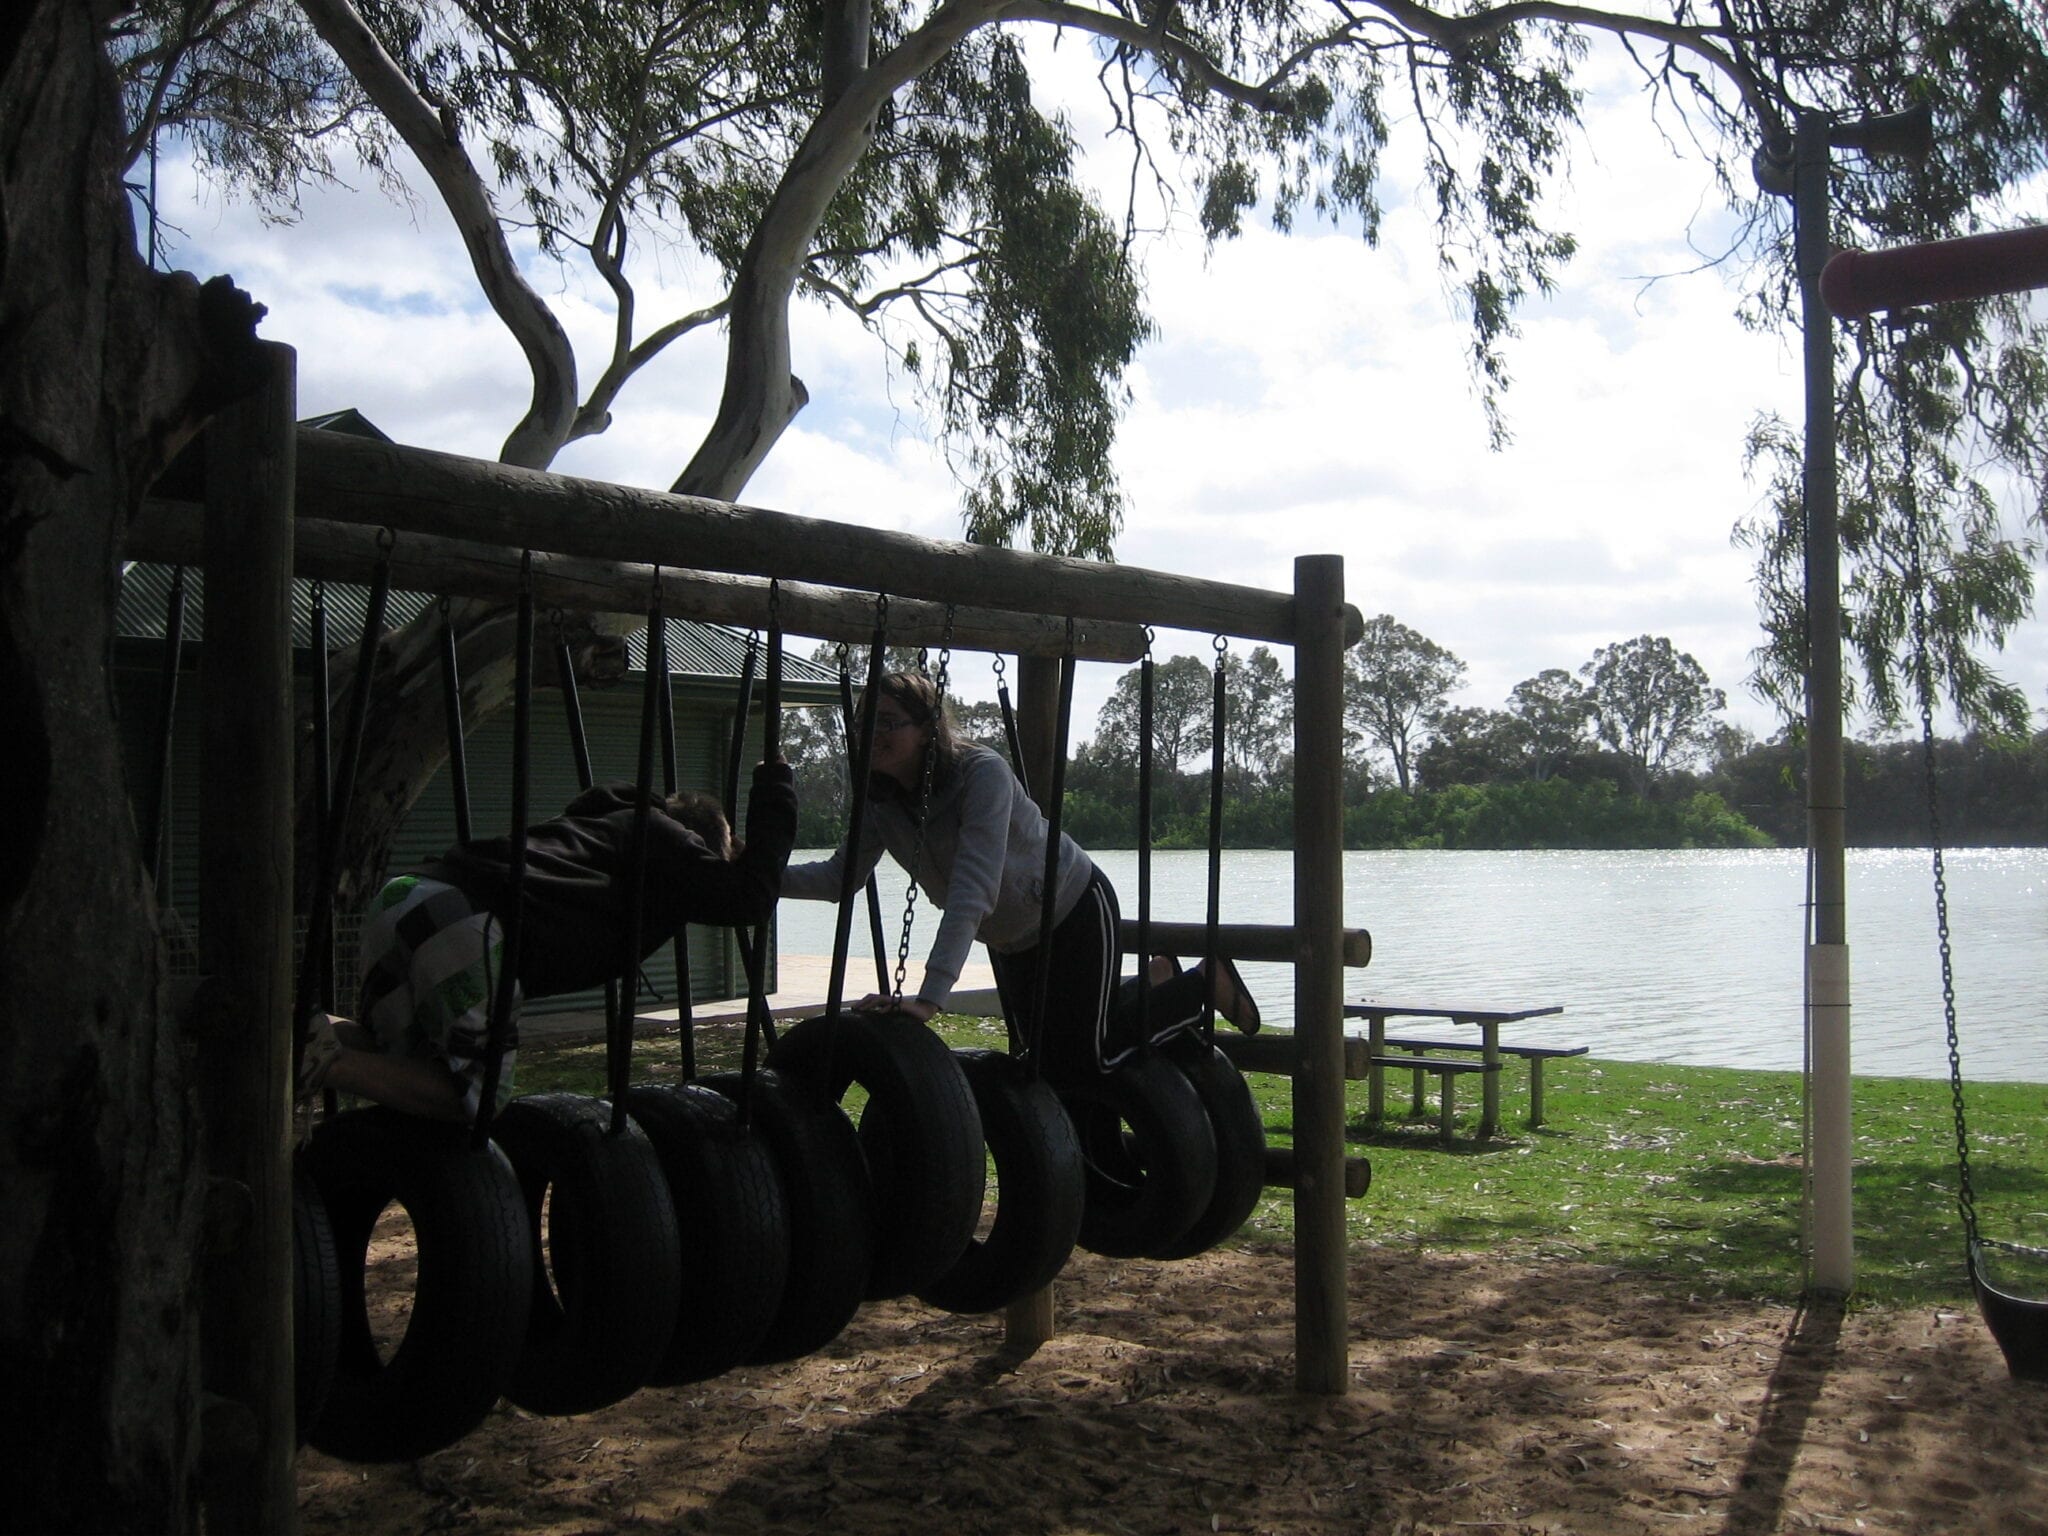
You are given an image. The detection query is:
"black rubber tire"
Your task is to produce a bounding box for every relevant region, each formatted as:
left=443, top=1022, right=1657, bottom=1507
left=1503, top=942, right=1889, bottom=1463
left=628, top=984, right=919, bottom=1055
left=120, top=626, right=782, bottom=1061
left=1150, top=1035, right=1269, bottom=1260
left=623, top=1083, right=791, bottom=1385
left=492, top=1093, right=682, bottom=1416
left=1060, top=1052, right=1219, bottom=1261
left=770, top=1011, right=985, bottom=1300
left=304, top=1107, right=533, bottom=1463
left=699, top=1069, right=875, bottom=1364
left=918, top=1050, right=1084, bottom=1315
left=292, top=1156, right=341, bottom=1444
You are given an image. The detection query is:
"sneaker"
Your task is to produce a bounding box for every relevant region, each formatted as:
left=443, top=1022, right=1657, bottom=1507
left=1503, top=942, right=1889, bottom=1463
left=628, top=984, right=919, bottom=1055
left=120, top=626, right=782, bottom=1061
left=1204, top=955, right=1263, bottom=1035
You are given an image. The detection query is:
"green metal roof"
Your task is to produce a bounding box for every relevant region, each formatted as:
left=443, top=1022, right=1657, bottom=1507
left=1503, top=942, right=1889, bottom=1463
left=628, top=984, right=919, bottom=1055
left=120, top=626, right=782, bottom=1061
left=114, top=562, right=838, bottom=690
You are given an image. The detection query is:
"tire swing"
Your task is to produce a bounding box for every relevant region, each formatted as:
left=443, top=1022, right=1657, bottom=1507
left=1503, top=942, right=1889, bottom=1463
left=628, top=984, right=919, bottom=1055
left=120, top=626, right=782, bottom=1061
left=492, top=572, right=683, bottom=1417
left=291, top=1156, right=341, bottom=1443
left=624, top=605, right=792, bottom=1383
left=698, top=1061, right=875, bottom=1364
left=911, top=645, right=1086, bottom=1314
left=769, top=600, right=987, bottom=1302
left=1019, top=639, right=1216, bottom=1260
left=1897, top=458, right=2048, bottom=1381
left=303, top=545, right=533, bottom=1463
left=1150, top=636, right=1267, bottom=1260
left=918, top=1046, right=1084, bottom=1313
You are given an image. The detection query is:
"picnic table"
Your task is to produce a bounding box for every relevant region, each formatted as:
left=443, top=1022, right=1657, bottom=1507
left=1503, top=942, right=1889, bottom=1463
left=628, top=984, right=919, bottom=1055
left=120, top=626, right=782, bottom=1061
left=1345, top=999, right=1575, bottom=1139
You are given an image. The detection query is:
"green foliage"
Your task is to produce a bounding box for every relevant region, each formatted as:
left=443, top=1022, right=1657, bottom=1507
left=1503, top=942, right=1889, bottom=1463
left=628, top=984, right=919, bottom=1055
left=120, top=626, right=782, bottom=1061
left=1707, top=728, right=2048, bottom=846
left=1731, top=1, right=2048, bottom=739
left=110, top=0, right=382, bottom=215
left=1341, top=778, right=1769, bottom=850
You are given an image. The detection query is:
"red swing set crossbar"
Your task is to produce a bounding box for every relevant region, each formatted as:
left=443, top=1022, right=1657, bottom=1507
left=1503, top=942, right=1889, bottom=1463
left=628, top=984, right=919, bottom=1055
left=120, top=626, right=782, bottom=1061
left=1821, top=222, right=2048, bottom=316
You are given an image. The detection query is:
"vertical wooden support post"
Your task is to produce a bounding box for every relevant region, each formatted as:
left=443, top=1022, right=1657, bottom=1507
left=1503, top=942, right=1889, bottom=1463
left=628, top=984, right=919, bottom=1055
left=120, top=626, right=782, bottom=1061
left=198, top=342, right=299, bottom=1534
left=1292, top=555, right=1348, bottom=1395
left=1002, top=652, right=1061, bottom=1354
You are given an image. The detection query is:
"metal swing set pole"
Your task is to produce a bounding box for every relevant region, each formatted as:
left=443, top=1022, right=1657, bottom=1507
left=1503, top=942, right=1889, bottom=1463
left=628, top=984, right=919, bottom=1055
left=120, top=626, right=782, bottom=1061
left=1782, top=102, right=1934, bottom=1297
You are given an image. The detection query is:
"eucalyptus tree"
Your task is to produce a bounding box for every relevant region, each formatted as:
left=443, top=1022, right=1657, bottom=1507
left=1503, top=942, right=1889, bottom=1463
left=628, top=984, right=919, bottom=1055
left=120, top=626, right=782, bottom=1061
left=1220, top=644, right=1293, bottom=779
left=1508, top=667, right=1595, bottom=780
left=1093, top=652, right=1216, bottom=772
left=1580, top=634, right=1727, bottom=789
left=1343, top=614, right=1466, bottom=793
left=109, top=0, right=2048, bottom=890
left=1414, top=704, right=1527, bottom=789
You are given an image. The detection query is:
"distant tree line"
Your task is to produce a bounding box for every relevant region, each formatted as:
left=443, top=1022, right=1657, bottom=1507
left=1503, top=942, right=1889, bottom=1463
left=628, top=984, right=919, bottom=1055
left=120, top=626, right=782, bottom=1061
left=784, top=623, right=2047, bottom=850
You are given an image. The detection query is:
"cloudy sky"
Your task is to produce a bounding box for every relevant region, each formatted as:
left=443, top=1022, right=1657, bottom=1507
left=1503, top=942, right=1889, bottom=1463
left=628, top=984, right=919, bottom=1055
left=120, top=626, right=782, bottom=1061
left=151, top=34, right=2045, bottom=756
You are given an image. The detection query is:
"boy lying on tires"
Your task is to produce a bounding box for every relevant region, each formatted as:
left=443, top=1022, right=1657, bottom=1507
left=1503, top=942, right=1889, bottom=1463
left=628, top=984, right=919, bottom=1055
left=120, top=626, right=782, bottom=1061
left=299, top=760, right=796, bottom=1123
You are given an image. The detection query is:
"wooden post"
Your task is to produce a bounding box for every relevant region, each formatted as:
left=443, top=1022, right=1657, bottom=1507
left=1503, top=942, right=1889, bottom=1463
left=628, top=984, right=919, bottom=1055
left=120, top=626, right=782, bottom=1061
left=1002, top=653, right=1062, bottom=1353
left=197, top=342, right=299, bottom=1533
left=1291, top=555, right=1349, bottom=1395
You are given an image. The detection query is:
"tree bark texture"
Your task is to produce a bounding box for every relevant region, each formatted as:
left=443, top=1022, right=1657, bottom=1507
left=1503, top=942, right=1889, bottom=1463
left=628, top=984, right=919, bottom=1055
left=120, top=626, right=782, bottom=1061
left=0, top=2, right=266, bottom=1529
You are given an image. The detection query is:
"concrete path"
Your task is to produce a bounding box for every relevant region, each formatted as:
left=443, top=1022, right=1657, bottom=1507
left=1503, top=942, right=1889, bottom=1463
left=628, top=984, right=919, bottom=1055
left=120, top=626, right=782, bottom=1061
left=521, top=953, right=1001, bottom=1047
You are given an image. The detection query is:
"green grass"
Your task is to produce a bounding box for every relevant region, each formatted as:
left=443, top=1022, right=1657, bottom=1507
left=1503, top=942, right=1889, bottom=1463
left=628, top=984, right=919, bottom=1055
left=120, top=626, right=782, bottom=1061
left=515, top=1013, right=2048, bottom=1312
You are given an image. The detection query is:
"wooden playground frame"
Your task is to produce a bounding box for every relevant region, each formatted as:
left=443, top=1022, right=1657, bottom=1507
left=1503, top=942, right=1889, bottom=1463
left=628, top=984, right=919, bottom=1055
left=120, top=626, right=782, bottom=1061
left=129, top=343, right=1367, bottom=1529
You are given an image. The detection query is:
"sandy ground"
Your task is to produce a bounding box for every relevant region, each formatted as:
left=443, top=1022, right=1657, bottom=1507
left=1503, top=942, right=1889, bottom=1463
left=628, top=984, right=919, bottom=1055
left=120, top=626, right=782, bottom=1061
left=298, top=1240, right=2048, bottom=1536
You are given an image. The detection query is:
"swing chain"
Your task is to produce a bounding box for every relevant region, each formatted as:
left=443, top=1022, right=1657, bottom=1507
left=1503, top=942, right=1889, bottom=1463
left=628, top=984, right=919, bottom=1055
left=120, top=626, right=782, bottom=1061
left=1899, top=433, right=1979, bottom=1237
left=891, top=605, right=956, bottom=1005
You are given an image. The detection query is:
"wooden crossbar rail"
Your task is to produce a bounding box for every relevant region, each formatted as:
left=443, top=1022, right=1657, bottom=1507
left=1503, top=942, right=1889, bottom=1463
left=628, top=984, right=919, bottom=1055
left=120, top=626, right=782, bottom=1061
left=1117, top=919, right=1371, bottom=968
left=262, top=429, right=1363, bottom=647
left=125, top=504, right=1148, bottom=660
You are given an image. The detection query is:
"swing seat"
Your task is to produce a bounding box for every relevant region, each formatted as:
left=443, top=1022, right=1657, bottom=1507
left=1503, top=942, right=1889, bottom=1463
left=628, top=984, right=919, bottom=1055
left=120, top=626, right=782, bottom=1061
left=1972, top=1241, right=2048, bottom=1382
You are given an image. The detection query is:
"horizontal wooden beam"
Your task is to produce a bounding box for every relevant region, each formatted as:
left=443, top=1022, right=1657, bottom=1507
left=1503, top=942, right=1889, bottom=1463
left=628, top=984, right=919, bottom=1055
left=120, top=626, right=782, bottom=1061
left=125, top=504, right=1149, bottom=660
left=1119, top=919, right=1372, bottom=969
left=280, top=430, right=1363, bottom=647
left=1260, top=1146, right=1373, bottom=1199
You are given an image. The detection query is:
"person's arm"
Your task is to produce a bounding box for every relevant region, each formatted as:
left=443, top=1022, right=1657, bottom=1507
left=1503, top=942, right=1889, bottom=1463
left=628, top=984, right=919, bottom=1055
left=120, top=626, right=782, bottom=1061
left=666, top=761, right=799, bottom=925
left=781, top=798, right=885, bottom=903
left=320, top=1047, right=472, bottom=1124
left=913, top=755, right=1014, bottom=1008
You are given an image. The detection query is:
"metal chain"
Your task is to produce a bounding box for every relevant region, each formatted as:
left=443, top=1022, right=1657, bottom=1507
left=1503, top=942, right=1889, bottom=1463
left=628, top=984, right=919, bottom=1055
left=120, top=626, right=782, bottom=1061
left=891, top=606, right=956, bottom=1003
left=1903, top=445, right=1980, bottom=1244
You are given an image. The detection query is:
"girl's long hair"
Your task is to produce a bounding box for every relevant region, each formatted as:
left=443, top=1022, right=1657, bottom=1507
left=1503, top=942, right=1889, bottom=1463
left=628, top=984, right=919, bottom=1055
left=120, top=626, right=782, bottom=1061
left=862, top=670, right=964, bottom=803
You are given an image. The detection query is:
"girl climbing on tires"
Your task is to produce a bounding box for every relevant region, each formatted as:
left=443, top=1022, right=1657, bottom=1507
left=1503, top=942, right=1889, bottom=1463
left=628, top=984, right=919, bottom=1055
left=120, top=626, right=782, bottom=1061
left=781, top=670, right=1257, bottom=1086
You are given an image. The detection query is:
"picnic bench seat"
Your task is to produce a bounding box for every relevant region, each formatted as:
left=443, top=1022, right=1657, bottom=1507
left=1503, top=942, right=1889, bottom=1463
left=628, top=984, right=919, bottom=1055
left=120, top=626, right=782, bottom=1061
left=1380, top=1036, right=1590, bottom=1128
left=1344, top=1000, right=1576, bottom=1137
left=1366, top=1053, right=1500, bottom=1143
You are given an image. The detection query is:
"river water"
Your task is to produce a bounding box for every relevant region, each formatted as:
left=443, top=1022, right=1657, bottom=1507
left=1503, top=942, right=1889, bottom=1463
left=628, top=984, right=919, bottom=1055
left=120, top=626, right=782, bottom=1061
left=775, top=846, right=2047, bottom=1082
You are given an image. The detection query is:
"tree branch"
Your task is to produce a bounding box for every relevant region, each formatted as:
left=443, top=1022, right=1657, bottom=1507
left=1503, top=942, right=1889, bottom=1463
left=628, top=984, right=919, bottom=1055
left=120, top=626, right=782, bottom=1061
left=298, top=0, right=578, bottom=469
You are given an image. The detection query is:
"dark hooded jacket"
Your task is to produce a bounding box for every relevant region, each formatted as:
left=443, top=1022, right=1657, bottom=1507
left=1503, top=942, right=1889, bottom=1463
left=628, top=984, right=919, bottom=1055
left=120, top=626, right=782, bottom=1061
left=421, top=761, right=795, bottom=997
